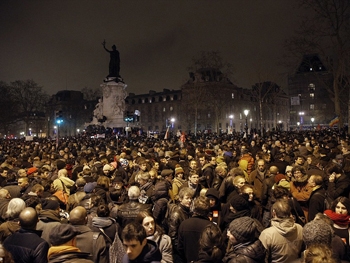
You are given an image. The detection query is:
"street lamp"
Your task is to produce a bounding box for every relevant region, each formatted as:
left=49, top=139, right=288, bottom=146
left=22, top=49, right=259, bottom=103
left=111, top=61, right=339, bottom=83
left=229, top=115, right=233, bottom=134
left=170, top=118, right=175, bottom=128
left=244, top=110, right=249, bottom=134
left=311, top=117, right=315, bottom=129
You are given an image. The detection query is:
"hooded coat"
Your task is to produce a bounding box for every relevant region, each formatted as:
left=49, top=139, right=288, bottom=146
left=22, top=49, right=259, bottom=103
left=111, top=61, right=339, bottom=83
left=259, top=217, right=303, bottom=262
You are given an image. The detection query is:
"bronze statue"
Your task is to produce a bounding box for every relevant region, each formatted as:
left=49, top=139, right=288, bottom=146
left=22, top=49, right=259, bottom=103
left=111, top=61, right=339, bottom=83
left=102, top=40, right=120, bottom=78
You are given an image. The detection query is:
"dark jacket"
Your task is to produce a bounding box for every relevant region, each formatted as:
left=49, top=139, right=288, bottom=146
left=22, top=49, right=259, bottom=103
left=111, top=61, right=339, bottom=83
left=308, top=187, right=326, bottom=221
left=177, top=215, right=212, bottom=263
left=122, top=239, right=161, bottom=263
left=73, top=224, right=109, bottom=263
left=168, top=203, right=191, bottom=247
left=117, top=200, right=152, bottom=228
left=223, top=240, right=266, bottom=263
left=3, top=228, right=49, bottom=263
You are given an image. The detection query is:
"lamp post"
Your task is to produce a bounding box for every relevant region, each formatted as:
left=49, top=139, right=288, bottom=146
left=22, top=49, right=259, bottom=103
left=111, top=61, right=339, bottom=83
left=311, top=117, right=315, bottom=129
left=170, top=118, right=175, bottom=129
left=244, top=109, right=249, bottom=135
left=229, top=115, right=233, bottom=134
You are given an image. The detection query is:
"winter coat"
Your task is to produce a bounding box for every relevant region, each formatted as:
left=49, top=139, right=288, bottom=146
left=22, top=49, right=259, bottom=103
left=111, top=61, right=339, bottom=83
left=259, top=217, right=303, bottom=262
left=117, top=200, right=152, bottom=228
left=73, top=224, right=109, bottom=263
left=3, top=228, right=49, bottom=263
left=223, top=240, right=266, bottom=263
left=177, top=215, right=212, bottom=263
left=147, top=231, right=173, bottom=263
left=168, top=203, right=191, bottom=248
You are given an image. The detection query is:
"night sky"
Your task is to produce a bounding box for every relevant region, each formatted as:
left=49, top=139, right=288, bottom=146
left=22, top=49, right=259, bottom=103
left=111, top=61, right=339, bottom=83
left=0, top=1, right=304, bottom=96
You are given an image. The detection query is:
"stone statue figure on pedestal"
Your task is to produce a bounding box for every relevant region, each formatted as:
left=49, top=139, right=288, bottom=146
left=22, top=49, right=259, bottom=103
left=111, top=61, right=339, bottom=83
left=102, top=40, right=120, bottom=78
left=93, top=98, right=104, bottom=120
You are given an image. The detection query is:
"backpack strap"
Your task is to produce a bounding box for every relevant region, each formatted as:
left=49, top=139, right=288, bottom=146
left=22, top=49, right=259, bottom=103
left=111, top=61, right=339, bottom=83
left=99, top=227, right=113, bottom=244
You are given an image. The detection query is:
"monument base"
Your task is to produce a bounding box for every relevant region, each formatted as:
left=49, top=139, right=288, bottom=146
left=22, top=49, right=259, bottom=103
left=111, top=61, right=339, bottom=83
left=86, top=79, right=128, bottom=129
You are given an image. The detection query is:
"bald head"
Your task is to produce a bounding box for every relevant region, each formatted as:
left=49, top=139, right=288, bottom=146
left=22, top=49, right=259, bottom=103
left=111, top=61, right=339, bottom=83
left=69, top=206, right=87, bottom=225
left=19, top=207, right=38, bottom=229
left=269, top=166, right=279, bottom=176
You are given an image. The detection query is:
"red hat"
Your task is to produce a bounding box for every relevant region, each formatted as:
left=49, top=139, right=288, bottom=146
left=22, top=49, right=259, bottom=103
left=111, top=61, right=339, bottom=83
left=27, top=167, right=38, bottom=175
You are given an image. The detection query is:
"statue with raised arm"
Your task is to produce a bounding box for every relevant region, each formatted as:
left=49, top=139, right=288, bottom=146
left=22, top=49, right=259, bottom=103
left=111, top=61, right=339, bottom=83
left=102, top=40, right=120, bottom=78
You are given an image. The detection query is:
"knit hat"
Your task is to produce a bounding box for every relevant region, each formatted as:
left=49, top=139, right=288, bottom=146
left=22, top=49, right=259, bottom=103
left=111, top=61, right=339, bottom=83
left=205, top=188, right=219, bottom=200
left=161, top=169, right=173, bottom=178
left=27, top=167, right=38, bottom=175
left=274, top=174, right=287, bottom=184
left=230, top=195, right=249, bottom=211
left=228, top=216, right=256, bottom=243
left=84, top=182, right=97, bottom=193
left=303, top=220, right=332, bottom=247
left=49, top=224, right=79, bottom=246
left=175, top=165, right=184, bottom=175
left=119, top=158, right=129, bottom=168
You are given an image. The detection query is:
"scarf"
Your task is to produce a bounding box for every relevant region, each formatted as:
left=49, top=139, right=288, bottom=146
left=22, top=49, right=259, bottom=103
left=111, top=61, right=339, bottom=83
left=324, top=210, right=350, bottom=227
left=48, top=245, right=80, bottom=259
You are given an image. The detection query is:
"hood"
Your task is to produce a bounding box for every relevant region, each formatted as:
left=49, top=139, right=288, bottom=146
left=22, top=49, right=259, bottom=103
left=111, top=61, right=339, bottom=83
left=271, top=217, right=297, bottom=236
left=92, top=216, right=115, bottom=228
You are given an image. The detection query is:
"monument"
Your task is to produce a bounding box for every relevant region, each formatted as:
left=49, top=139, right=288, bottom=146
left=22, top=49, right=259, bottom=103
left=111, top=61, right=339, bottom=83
left=90, top=40, right=128, bottom=128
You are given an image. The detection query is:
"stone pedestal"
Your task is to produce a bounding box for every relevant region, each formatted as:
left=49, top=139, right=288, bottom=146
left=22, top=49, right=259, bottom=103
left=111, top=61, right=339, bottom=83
left=100, top=79, right=127, bottom=128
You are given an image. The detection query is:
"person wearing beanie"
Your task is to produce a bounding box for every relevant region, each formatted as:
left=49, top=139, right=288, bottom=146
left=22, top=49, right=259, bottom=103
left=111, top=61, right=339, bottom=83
left=219, top=194, right=251, bottom=233
left=48, top=224, right=93, bottom=262
left=173, top=165, right=187, bottom=201
left=259, top=199, right=303, bottom=262
left=223, top=216, right=266, bottom=263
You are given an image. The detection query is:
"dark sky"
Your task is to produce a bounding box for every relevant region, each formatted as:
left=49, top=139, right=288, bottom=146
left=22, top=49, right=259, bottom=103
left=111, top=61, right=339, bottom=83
left=0, top=1, right=303, bottom=96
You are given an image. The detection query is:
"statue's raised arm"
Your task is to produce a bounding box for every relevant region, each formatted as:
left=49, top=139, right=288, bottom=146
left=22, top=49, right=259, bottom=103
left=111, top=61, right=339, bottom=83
left=102, top=40, right=120, bottom=78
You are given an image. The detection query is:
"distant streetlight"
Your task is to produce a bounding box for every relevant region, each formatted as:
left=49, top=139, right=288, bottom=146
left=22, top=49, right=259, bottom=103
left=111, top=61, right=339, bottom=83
left=170, top=118, right=175, bottom=128
left=311, top=117, right=315, bottom=129
left=244, top=110, right=249, bottom=134
left=229, top=115, right=233, bottom=133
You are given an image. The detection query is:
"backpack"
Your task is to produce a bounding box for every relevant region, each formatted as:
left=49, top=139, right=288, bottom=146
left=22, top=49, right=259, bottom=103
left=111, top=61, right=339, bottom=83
left=93, top=227, right=125, bottom=263
left=161, top=199, right=177, bottom=234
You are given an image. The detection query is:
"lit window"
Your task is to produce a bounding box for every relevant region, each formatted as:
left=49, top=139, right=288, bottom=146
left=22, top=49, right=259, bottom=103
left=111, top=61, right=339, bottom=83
left=310, top=104, right=314, bottom=110
left=170, top=106, right=173, bottom=111
left=163, top=107, right=166, bottom=112
left=310, top=93, right=314, bottom=98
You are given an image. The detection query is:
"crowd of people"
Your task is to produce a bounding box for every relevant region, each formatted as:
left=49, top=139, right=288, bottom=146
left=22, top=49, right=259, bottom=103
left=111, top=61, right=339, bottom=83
left=0, top=128, right=349, bottom=262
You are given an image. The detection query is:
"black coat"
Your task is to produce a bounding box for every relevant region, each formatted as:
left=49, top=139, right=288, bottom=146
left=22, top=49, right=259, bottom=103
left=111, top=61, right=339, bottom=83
left=223, top=239, right=266, bottom=263
left=3, top=228, right=49, bottom=263
left=177, top=215, right=212, bottom=263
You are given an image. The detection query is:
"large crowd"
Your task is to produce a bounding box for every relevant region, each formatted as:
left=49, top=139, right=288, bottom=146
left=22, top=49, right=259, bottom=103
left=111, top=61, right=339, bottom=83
left=0, top=128, right=349, bottom=263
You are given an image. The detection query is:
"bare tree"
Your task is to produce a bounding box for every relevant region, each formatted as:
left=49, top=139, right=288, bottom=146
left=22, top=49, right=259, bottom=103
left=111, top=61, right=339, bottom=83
left=10, top=80, right=49, bottom=135
left=284, top=0, right=350, bottom=129
left=81, top=86, right=102, bottom=101
left=0, top=81, right=18, bottom=134
left=184, top=51, right=235, bottom=134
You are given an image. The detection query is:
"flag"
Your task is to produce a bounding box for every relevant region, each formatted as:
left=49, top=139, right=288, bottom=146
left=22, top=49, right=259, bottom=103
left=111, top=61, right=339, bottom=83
left=329, top=116, right=339, bottom=127
left=164, top=127, right=169, bottom=140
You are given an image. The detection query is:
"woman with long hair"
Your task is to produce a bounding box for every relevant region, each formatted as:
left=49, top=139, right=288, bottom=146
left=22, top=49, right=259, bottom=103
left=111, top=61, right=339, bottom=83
left=324, top=196, right=350, bottom=245
left=195, top=224, right=225, bottom=263
left=136, top=210, right=173, bottom=263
